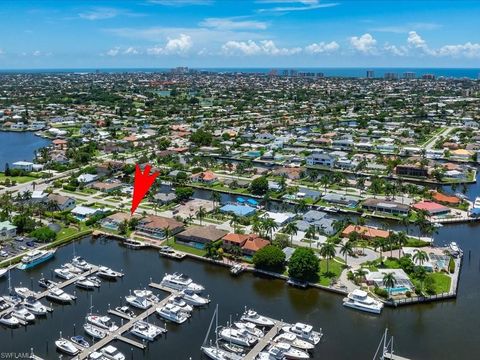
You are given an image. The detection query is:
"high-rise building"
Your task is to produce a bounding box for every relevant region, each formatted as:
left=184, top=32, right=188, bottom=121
left=422, top=74, right=436, bottom=80
left=366, top=70, right=375, bottom=79
left=403, top=72, right=416, bottom=79
left=384, top=72, right=398, bottom=80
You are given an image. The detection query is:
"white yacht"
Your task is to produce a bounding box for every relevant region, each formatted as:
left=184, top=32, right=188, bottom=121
left=343, top=289, right=384, bottom=314
left=219, top=327, right=257, bottom=347
left=75, top=276, right=98, bottom=290
left=17, top=249, right=56, bottom=270
left=70, top=335, right=90, bottom=348
left=0, top=297, right=11, bottom=311
left=180, top=289, right=210, bottom=306
left=12, top=305, right=35, bottom=322
left=55, top=338, right=79, bottom=356
left=273, top=333, right=314, bottom=351
left=115, top=306, right=135, bottom=318
left=133, top=289, right=159, bottom=302
left=168, top=295, right=193, bottom=312
left=22, top=297, right=48, bottom=316
left=233, top=321, right=264, bottom=338
left=161, top=273, right=205, bottom=293
left=38, top=277, right=57, bottom=289
left=83, top=323, right=107, bottom=339
left=268, top=342, right=310, bottom=360
left=282, top=323, right=322, bottom=345
left=62, top=263, right=84, bottom=274
left=240, top=309, right=275, bottom=327
left=125, top=295, right=152, bottom=310
left=54, top=268, right=75, bottom=280
left=97, top=266, right=123, bottom=280
left=156, top=303, right=190, bottom=324
left=47, top=288, right=75, bottom=303
left=130, top=320, right=166, bottom=341
left=100, top=345, right=125, bottom=360
left=0, top=313, right=20, bottom=327
left=14, top=287, right=36, bottom=299
left=72, top=256, right=92, bottom=270
left=202, top=345, right=243, bottom=360
left=86, top=315, right=118, bottom=331
left=0, top=268, right=8, bottom=278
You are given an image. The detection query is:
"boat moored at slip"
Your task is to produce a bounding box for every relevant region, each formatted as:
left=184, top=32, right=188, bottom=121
left=130, top=320, right=166, bottom=341
left=160, top=272, right=205, bottom=293
left=70, top=335, right=90, bottom=348
left=38, top=277, right=57, bottom=289
left=273, top=333, right=315, bottom=351
left=75, top=276, right=99, bottom=290
left=122, top=239, right=146, bottom=249
left=0, top=268, right=8, bottom=278
left=219, top=327, right=258, bottom=347
left=156, top=303, right=190, bottom=324
left=158, top=246, right=186, bottom=260
left=240, top=308, right=275, bottom=327
left=115, top=306, right=135, bottom=318
left=97, top=266, right=123, bottom=280
left=342, top=289, right=384, bottom=314
left=46, top=288, right=75, bottom=303
left=125, top=294, right=152, bottom=310
left=86, top=314, right=118, bottom=331
left=72, top=256, right=92, bottom=271
left=133, top=289, right=159, bottom=302
left=202, top=345, right=243, bottom=360
left=54, top=267, right=75, bottom=280
left=99, top=345, right=126, bottom=360
left=55, top=338, right=79, bottom=356
left=267, top=342, right=310, bottom=360
left=17, top=249, right=56, bottom=270
left=22, top=296, right=48, bottom=316
left=83, top=323, right=107, bottom=339
left=0, top=313, right=20, bottom=327
left=180, top=289, right=210, bottom=306
left=449, top=242, right=463, bottom=257
left=168, top=295, right=193, bottom=312
left=282, top=323, right=322, bottom=345
left=14, top=287, right=38, bottom=299
left=233, top=321, right=264, bottom=338
left=230, top=263, right=246, bottom=276
left=11, top=305, right=35, bottom=322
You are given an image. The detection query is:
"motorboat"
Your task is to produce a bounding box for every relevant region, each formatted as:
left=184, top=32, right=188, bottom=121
left=343, top=289, right=384, bottom=314
left=54, top=268, right=75, bottom=280
left=449, top=242, right=462, bottom=256
left=0, top=297, right=11, bottom=311
left=161, top=273, right=205, bottom=293
left=86, top=314, right=118, bottom=331
left=87, top=276, right=102, bottom=286
left=158, top=246, right=186, bottom=260
left=180, top=289, right=210, bottom=306
left=72, top=256, right=92, bottom=270
left=115, top=306, right=135, bottom=318
left=2, top=294, right=22, bottom=305
left=240, top=309, right=274, bottom=327
left=221, top=342, right=245, bottom=355
left=201, top=345, right=243, bottom=360
left=100, top=345, right=126, bottom=360
left=71, top=335, right=90, bottom=348
left=230, top=264, right=246, bottom=275
left=282, top=323, right=322, bottom=345
left=14, top=287, right=36, bottom=299
left=233, top=321, right=264, bottom=338
left=156, top=303, right=190, bottom=324
left=88, top=352, right=108, bottom=360
left=125, top=295, right=152, bottom=310
left=47, top=288, right=75, bottom=303
left=62, top=263, right=84, bottom=274
left=17, top=249, right=56, bottom=270
left=55, top=338, right=79, bottom=356
left=97, top=266, right=123, bottom=280
left=38, top=277, right=58, bottom=289
left=75, top=276, right=98, bottom=290
left=273, top=333, right=315, bottom=351
left=133, top=289, right=159, bottom=302
left=268, top=342, right=310, bottom=360
left=130, top=320, right=165, bottom=341
left=122, top=239, right=146, bottom=249
left=83, top=323, right=107, bottom=339
left=219, top=327, right=257, bottom=347
left=22, top=296, right=48, bottom=316
left=0, top=268, right=7, bottom=278
left=287, top=278, right=308, bottom=289
left=12, top=305, right=35, bottom=322
left=0, top=313, right=20, bottom=327
left=168, top=295, right=193, bottom=312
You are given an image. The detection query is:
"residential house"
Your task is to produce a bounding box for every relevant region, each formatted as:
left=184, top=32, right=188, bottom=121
left=412, top=201, right=450, bottom=216
left=191, top=171, right=218, bottom=184
left=362, top=198, right=410, bottom=216
left=175, top=225, right=228, bottom=247
left=341, top=225, right=390, bottom=240
left=222, top=233, right=270, bottom=256
left=47, top=194, right=76, bottom=211
left=0, top=221, right=17, bottom=241
left=395, top=165, right=428, bottom=177
left=306, top=152, right=335, bottom=167
left=136, top=215, right=184, bottom=239
left=11, top=161, right=33, bottom=172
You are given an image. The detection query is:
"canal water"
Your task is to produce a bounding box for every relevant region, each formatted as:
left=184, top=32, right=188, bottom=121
left=0, top=228, right=479, bottom=360
left=0, top=132, right=50, bottom=171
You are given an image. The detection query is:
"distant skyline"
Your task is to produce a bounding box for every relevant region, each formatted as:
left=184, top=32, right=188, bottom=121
left=0, top=0, right=479, bottom=69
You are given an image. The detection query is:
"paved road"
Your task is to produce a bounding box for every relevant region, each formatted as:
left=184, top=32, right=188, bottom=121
left=424, top=126, right=455, bottom=150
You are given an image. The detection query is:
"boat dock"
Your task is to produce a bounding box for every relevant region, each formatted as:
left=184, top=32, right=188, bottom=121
left=243, top=319, right=285, bottom=360
left=0, top=265, right=100, bottom=319
left=384, top=353, right=411, bottom=360
left=74, top=283, right=174, bottom=359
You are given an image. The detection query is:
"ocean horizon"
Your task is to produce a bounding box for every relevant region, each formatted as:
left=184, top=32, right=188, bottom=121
left=0, top=67, right=479, bottom=79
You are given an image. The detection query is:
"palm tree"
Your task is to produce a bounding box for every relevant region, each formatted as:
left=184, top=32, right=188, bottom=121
left=413, top=249, right=428, bottom=266
left=262, top=217, right=278, bottom=240
left=319, top=242, right=336, bottom=274
left=374, top=237, right=386, bottom=263
left=229, top=214, right=239, bottom=233
left=383, top=272, right=397, bottom=297
left=339, top=241, right=354, bottom=266
left=386, top=232, right=397, bottom=258
left=283, top=222, right=298, bottom=246
left=163, top=226, right=172, bottom=243
left=305, top=225, right=316, bottom=245
left=396, top=231, right=408, bottom=257
left=354, top=268, right=367, bottom=285
left=196, top=206, right=207, bottom=225
left=319, top=176, right=330, bottom=195
left=211, top=191, right=221, bottom=209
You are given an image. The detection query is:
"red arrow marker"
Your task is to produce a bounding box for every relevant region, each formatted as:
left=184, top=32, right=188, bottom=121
left=131, top=164, right=159, bottom=215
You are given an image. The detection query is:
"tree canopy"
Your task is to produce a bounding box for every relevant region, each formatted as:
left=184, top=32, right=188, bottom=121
left=252, top=245, right=286, bottom=272
left=288, top=247, right=319, bottom=282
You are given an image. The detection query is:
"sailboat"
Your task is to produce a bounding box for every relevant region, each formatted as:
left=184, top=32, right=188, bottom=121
left=373, top=328, right=410, bottom=360
left=201, top=305, right=243, bottom=360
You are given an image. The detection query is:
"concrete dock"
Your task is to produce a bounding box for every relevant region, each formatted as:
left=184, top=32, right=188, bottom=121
left=243, top=320, right=285, bottom=360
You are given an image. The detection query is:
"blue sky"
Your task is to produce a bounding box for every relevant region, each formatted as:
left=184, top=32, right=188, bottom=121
left=1, top=0, right=479, bottom=68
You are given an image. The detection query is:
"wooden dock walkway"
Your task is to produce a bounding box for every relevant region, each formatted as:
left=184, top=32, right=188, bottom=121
left=244, top=320, right=284, bottom=360
left=75, top=286, right=174, bottom=359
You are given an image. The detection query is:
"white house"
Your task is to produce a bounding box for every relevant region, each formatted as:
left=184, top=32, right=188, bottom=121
left=77, top=173, right=98, bottom=184
left=0, top=221, right=17, bottom=240
left=11, top=161, right=33, bottom=172
left=306, top=152, right=336, bottom=167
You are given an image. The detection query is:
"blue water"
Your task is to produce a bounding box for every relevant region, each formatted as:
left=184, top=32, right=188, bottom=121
left=0, top=67, right=479, bottom=79
left=0, top=131, right=50, bottom=171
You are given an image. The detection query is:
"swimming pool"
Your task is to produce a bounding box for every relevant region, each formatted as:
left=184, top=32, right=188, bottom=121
left=390, top=286, right=410, bottom=294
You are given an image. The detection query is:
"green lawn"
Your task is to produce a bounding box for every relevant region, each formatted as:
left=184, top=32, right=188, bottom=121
left=317, top=259, right=346, bottom=286
left=56, top=226, right=79, bottom=240
left=166, top=237, right=206, bottom=256
left=0, top=173, right=37, bottom=183
left=428, top=272, right=452, bottom=294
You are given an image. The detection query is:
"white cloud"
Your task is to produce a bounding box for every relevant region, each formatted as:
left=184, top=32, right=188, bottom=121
left=105, top=47, right=121, bottom=56
left=407, top=31, right=435, bottom=55
left=124, top=47, right=140, bottom=55
left=257, top=0, right=339, bottom=12
left=79, top=7, right=119, bottom=21
left=147, top=34, right=193, bottom=55
left=200, top=18, right=268, bottom=31
left=437, top=42, right=480, bottom=58
left=384, top=43, right=408, bottom=56
left=148, top=0, right=212, bottom=6
left=221, top=40, right=301, bottom=56
left=305, top=41, right=339, bottom=54
left=349, top=33, right=377, bottom=54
